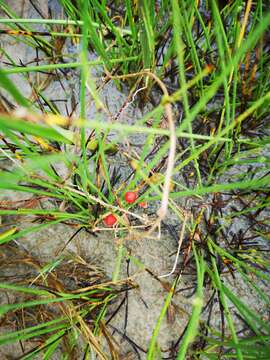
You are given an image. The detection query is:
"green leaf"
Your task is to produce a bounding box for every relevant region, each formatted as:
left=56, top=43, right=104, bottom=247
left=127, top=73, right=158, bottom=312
left=0, top=115, right=73, bottom=143
left=0, top=68, right=29, bottom=107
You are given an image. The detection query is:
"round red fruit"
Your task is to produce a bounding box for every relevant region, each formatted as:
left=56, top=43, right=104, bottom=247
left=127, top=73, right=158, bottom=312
left=124, top=191, right=137, bottom=203
left=104, top=214, right=117, bottom=227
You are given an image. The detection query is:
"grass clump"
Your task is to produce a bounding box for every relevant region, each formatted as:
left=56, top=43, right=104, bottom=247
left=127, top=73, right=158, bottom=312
left=0, top=0, right=270, bottom=359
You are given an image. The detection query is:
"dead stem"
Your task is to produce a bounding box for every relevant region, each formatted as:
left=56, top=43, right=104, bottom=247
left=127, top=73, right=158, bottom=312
left=104, top=70, right=176, bottom=228
left=158, top=210, right=188, bottom=278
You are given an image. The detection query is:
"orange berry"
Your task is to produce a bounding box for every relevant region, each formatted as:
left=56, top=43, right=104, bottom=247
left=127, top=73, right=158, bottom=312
left=103, top=214, right=117, bottom=227
left=138, top=201, right=147, bottom=208
left=124, top=191, right=137, bottom=203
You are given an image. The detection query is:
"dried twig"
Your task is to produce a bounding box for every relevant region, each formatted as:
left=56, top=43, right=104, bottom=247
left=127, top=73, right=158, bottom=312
left=104, top=70, right=176, bottom=228
left=158, top=210, right=188, bottom=278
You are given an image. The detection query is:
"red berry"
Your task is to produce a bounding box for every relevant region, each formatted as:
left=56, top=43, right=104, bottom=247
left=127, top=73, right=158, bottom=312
left=124, top=191, right=137, bottom=203
left=104, top=214, right=117, bottom=227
